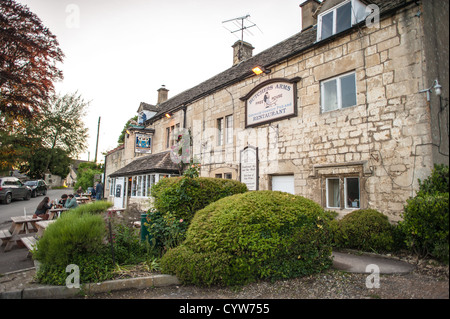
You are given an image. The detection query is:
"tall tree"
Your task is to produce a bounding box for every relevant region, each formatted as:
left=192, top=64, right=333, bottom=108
left=39, top=92, right=89, bottom=159
left=0, top=0, right=64, bottom=119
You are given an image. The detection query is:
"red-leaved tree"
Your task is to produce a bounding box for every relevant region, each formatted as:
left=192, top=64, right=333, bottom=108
left=0, top=0, right=64, bottom=119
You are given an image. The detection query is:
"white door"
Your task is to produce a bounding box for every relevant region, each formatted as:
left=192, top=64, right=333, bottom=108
left=113, top=177, right=125, bottom=208
left=272, top=175, right=295, bottom=194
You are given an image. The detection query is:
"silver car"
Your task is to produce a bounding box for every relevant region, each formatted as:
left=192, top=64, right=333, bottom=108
left=0, top=177, right=32, bottom=204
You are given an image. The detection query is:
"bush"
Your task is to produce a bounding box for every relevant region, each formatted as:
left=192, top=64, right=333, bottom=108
left=151, top=177, right=248, bottom=223
left=400, top=193, right=449, bottom=262
left=34, top=200, right=149, bottom=285
left=399, top=164, right=449, bottom=263
left=145, top=209, right=188, bottom=257
left=332, top=209, right=396, bottom=252
left=160, top=191, right=333, bottom=287
left=34, top=211, right=106, bottom=266
left=70, top=200, right=112, bottom=215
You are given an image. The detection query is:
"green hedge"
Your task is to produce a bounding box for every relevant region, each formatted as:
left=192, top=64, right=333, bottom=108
left=399, top=164, right=449, bottom=262
left=34, top=211, right=106, bottom=266
left=151, top=177, right=248, bottom=223
left=331, top=209, right=396, bottom=252
left=160, top=191, right=333, bottom=287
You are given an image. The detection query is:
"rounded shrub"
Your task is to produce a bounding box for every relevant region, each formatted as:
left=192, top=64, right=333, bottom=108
left=400, top=193, right=449, bottom=262
left=332, top=209, right=395, bottom=252
left=151, top=177, right=248, bottom=223
left=160, top=191, right=333, bottom=287
left=34, top=211, right=107, bottom=266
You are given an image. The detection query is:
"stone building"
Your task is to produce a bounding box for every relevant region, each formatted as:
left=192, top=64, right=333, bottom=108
left=105, top=0, right=448, bottom=221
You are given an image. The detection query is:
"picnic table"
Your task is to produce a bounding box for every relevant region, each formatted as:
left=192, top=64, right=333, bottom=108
left=48, top=207, right=69, bottom=220
left=36, top=220, right=56, bottom=237
left=1, top=215, right=41, bottom=252
left=76, top=196, right=91, bottom=204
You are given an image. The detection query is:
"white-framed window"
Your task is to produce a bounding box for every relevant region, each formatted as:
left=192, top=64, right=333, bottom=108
left=217, top=118, right=224, bottom=146
left=344, top=177, right=360, bottom=209
left=326, top=176, right=360, bottom=209
left=321, top=71, right=356, bottom=112
left=225, top=115, right=233, bottom=145
left=109, top=178, right=116, bottom=197
left=217, top=115, right=233, bottom=146
left=166, top=123, right=180, bottom=148
left=326, top=178, right=340, bottom=208
left=317, top=0, right=367, bottom=41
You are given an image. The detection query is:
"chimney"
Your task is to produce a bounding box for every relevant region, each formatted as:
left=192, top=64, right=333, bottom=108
left=157, top=85, right=169, bottom=105
left=232, top=40, right=254, bottom=66
left=300, top=0, right=321, bottom=31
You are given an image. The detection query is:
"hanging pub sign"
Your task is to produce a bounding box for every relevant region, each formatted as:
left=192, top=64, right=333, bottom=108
left=240, top=77, right=300, bottom=128
left=240, top=145, right=259, bottom=191
left=135, top=133, right=152, bottom=154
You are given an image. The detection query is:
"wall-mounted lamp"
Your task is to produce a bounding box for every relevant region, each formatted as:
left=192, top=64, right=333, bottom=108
left=419, top=79, right=442, bottom=101
left=252, top=66, right=271, bottom=75
left=165, top=112, right=172, bottom=119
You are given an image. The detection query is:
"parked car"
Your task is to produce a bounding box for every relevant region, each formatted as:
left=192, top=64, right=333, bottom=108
left=24, top=179, right=48, bottom=197
left=0, top=177, right=32, bottom=204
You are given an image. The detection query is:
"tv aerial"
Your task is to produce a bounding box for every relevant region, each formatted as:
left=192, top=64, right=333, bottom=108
left=222, top=14, right=262, bottom=43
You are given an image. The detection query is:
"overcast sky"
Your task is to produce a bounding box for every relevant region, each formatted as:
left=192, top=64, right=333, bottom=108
left=17, top=0, right=307, bottom=162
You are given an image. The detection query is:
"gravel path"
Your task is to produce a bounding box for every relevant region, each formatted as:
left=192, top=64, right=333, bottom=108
left=1, top=254, right=448, bottom=299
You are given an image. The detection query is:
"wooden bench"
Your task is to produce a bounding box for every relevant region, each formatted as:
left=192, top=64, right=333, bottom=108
left=0, top=229, right=12, bottom=246
left=20, top=236, right=38, bottom=257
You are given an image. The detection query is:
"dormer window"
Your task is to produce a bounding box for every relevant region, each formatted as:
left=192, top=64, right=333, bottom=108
left=317, top=0, right=367, bottom=41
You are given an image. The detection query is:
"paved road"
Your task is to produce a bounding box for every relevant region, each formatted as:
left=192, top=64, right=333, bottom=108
left=0, top=188, right=73, bottom=227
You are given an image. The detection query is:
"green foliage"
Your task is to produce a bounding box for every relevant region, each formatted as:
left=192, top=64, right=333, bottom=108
left=34, top=200, right=151, bottom=285
left=331, top=209, right=396, bottom=252
left=417, top=164, right=449, bottom=197
left=151, top=176, right=248, bottom=224
left=74, top=162, right=104, bottom=191
left=160, top=191, right=333, bottom=287
left=145, top=209, right=188, bottom=257
left=400, top=193, right=449, bottom=262
left=70, top=200, right=112, bottom=215
left=399, top=164, right=449, bottom=263
left=34, top=211, right=106, bottom=266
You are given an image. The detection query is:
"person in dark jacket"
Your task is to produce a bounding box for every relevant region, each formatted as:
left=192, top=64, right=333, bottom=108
left=33, top=197, right=53, bottom=220
left=95, top=181, right=103, bottom=200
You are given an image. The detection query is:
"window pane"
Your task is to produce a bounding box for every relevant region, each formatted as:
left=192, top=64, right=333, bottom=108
left=340, top=73, right=357, bottom=108
left=327, top=178, right=340, bottom=208
left=226, top=115, right=233, bottom=144
left=336, top=2, right=352, bottom=33
left=321, top=11, right=333, bottom=39
left=131, top=177, right=137, bottom=197
left=346, top=178, right=360, bottom=208
left=137, top=176, right=142, bottom=197
left=217, top=118, right=224, bottom=145
left=322, top=79, right=338, bottom=112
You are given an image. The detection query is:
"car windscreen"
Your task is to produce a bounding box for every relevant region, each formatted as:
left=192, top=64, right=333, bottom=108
left=25, top=181, right=37, bottom=186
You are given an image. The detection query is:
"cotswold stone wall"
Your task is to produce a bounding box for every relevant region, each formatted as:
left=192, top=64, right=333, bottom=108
left=149, top=4, right=433, bottom=221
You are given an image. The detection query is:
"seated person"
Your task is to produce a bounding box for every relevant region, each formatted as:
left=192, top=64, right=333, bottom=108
left=33, top=197, right=54, bottom=220
left=58, top=194, right=68, bottom=206
left=64, top=194, right=78, bottom=209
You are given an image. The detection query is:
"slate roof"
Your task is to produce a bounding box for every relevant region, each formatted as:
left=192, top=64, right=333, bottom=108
left=109, top=151, right=179, bottom=177
left=147, top=0, right=410, bottom=124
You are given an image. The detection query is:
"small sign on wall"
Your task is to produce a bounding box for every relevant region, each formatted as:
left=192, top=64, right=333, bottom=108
left=240, top=146, right=259, bottom=191
left=240, top=77, right=300, bottom=128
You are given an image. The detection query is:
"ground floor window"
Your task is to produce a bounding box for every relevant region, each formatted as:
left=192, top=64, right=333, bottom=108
left=325, top=176, right=360, bottom=209
left=130, top=173, right=176, bottom=198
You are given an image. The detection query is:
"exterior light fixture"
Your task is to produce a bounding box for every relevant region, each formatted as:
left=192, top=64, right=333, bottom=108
left=252, top=66, right=270, bottom=75
left=165, top=112, right=172, bottom=119
left=419, top=79, right=442, bottom=101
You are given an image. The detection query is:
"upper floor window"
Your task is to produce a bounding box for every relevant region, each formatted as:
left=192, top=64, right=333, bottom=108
left=217, top=115, right=233, bottom=146
left=320, top=71, right=356, bottom=112
left=166, top=123, right=180, bottom=148
left=317, top=0, right=367, bottom=41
